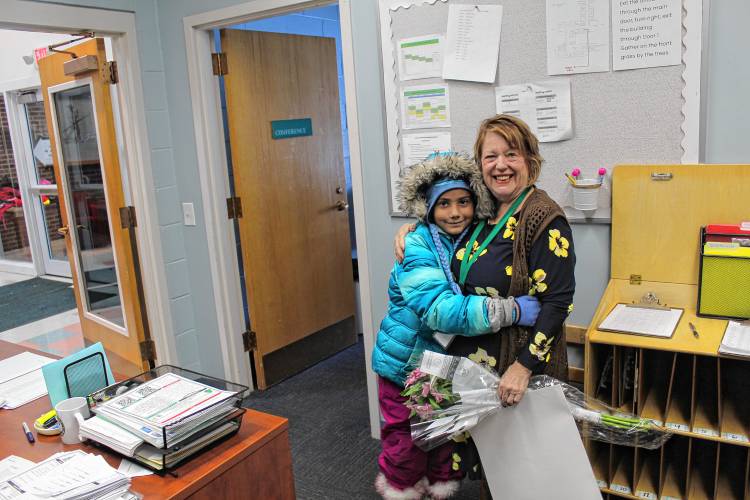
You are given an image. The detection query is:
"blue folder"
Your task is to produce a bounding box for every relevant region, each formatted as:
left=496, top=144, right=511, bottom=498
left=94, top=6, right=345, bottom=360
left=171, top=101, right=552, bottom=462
left=42, top=342, right=114, bottom=407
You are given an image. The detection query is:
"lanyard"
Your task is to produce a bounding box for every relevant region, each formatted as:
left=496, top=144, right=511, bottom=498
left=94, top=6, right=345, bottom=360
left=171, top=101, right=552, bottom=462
left=458, top=187, right=530, bottom=286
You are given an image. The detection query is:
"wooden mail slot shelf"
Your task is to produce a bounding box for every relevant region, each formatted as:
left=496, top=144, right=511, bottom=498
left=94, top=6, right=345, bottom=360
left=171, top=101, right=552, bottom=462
left=586, top=343, right=750, bottom=499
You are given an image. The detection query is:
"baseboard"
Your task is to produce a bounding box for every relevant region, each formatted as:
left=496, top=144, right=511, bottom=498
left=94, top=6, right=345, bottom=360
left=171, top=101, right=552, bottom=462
left=261, top=315, right=357, bottom=387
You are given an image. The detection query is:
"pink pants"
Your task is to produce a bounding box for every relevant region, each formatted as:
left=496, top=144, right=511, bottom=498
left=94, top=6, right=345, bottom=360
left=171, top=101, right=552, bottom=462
left=377, top=376, right=463, bottom=490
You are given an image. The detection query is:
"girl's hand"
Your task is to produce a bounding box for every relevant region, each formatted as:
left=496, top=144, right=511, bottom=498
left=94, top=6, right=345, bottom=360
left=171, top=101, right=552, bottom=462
left=394, top=223, right=417, bottom=263
left=497, top=361, right=531, bottom=407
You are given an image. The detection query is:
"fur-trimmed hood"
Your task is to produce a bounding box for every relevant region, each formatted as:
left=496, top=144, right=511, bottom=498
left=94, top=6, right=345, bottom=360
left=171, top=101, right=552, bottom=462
left=398, top=153, right=495, bottom=221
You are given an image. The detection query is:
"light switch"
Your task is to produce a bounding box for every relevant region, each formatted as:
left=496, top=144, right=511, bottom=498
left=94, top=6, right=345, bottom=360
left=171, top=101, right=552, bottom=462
left=182, top=202, right=196, bottom=226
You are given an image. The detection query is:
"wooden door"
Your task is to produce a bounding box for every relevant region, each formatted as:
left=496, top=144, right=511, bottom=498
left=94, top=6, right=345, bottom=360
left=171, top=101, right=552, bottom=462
left=221, top=29, right=356, bottom=388
left=38, top=38, right=150, bottom=376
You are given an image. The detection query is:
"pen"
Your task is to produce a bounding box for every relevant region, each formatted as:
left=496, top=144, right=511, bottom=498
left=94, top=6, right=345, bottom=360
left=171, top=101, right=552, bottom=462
left=688, top=322, right=699, bottom=338
left=22, top=422, right=35, bottom=443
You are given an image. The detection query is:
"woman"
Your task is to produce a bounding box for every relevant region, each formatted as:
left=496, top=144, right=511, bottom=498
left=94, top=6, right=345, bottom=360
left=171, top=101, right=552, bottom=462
left=395, top=114, right=575, bottom=487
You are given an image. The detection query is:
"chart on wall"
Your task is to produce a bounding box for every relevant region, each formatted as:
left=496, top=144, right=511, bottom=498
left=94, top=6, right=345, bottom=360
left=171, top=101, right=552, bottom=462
left=378, top=0, right=701, bottom=220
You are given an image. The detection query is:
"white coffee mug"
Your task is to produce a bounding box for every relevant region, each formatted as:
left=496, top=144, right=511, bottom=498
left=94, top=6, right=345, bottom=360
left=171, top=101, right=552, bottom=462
left=54, top=396, right=91, bottom=445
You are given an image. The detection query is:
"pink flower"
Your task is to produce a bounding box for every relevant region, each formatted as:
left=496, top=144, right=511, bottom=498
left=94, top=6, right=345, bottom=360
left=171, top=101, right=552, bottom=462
left=421, top=383, right=431, bottom=397
left=430, top=387, right=444, bottom=403
left=415, top=404, right=433, bottom=419
left=405, top=369, right=424, bottom=387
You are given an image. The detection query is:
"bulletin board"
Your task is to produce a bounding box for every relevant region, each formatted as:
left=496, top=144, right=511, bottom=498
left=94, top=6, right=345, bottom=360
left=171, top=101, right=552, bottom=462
left=378, top=0, right=702, bottom=220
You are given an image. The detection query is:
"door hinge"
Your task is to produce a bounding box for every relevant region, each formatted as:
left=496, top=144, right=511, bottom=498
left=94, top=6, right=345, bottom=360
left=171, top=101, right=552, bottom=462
left=242, top=330, right=257, bottom=352
left=226, top=197, right=243, bottom=219
left=212, top=52, right=228, bottom=75
left=119, top=206, right=137, bottom=229
left=139, top=339, right=157, bottom=361
left=102, top=60, right=118, bottom=84
left=630, top=274, right=642, bottom=285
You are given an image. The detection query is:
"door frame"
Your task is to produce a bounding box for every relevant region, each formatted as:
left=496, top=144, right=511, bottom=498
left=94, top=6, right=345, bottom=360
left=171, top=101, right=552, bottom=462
left=183, top=0, right=379, bottom=435
left=4, top=87, right=70, bottom=278
left=0, top=1, right=177, bottom=366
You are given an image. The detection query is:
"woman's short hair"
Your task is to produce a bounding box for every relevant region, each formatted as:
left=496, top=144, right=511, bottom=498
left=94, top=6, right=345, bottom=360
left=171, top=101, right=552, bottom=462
left=473, top=114, right=544, bottom=186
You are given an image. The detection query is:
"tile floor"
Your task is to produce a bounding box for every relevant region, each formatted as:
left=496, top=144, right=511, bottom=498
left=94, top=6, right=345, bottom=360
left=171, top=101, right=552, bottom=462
left=0, top=271, right=84, bottom=358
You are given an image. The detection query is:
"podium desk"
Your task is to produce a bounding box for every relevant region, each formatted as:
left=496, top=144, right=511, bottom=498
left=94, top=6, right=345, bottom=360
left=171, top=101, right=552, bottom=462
left=0, top=340, right=295, bottom=499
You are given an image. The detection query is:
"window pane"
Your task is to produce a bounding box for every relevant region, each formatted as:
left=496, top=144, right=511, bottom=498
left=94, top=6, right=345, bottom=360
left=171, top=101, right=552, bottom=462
left=54, top=85, right=124, bottom=328
left=40, top=193, right=67, bottom=262
left=24, top=100, right=56, bottom=185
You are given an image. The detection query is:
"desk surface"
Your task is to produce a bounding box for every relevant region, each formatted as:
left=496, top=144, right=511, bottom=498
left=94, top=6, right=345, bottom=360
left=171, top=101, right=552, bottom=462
left=0, top=340, right=293, bottom=499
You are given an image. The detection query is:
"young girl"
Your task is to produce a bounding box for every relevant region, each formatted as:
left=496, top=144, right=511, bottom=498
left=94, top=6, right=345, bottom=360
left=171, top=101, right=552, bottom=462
left=372, top=153, right=540, bottom=500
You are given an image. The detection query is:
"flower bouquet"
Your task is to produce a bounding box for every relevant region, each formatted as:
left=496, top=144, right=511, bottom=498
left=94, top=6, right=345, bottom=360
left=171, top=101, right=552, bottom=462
left=404, top=351, right=672, bottom=451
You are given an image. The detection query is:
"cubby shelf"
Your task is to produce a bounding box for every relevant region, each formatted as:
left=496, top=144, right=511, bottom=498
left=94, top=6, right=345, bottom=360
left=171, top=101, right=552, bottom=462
left=586, top=314, right=750, bottom=499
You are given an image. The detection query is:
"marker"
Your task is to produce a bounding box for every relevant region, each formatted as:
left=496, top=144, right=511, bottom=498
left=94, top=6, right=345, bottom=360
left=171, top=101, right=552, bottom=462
left=688, top=322, right=699, bottom=338
left=22, top=422, right=35, bottom=443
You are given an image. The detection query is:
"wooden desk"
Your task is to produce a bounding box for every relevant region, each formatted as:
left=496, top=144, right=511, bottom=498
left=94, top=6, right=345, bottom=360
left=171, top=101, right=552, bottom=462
left=0, top=341, right=295, bottom=499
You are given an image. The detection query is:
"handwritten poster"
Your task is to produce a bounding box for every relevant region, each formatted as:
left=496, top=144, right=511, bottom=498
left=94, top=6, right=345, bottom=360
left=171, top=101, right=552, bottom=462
left=442, top=4, right=503, bottom=83
left=612, top=0, right=682, bottom=71
left=546, top=0, right=610, bottom=75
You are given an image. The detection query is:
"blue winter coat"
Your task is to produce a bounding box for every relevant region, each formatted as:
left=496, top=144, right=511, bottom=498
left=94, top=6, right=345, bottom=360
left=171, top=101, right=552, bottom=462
left=372, top=223, right=493, bottom=386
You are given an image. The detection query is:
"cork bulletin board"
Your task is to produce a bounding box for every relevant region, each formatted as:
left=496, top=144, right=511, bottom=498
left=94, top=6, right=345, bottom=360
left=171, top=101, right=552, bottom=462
left=378, top=0, right=702, bottom=220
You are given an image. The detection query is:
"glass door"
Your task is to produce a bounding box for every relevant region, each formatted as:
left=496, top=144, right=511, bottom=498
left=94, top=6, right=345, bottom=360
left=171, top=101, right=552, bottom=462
left=20, top=97, right=70, bottom=277
left=39, top=38, right=150, bottom=376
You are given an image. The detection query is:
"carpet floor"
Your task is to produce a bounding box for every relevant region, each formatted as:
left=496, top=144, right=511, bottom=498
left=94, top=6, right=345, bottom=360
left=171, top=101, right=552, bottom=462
left=0, top=278, right=76, bottom=332
left=242, top=337, right=481, bottom=499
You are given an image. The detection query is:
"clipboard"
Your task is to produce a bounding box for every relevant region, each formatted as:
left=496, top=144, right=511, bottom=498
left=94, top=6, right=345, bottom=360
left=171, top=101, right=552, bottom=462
left=598, top=303, right=684, bottom=338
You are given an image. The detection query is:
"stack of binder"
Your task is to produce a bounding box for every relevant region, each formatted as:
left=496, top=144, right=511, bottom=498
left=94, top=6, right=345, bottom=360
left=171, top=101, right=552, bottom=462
left=82, top=365, right=248, bottom=473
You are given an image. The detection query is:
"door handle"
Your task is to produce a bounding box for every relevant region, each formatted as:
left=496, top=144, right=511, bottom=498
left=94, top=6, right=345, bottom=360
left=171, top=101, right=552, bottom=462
left=57, top=226, right=69, bottom=236
left=335, top=200, right=349, bottom=211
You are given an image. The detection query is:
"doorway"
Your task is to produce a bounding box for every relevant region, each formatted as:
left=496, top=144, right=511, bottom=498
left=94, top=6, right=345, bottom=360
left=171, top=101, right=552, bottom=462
left=0, top=7, right=173, bottom=377
left=216, top=5, right=358, bottom=388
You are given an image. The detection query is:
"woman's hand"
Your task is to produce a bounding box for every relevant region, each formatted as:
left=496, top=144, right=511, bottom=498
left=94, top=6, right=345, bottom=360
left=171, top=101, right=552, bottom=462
left=394, top=223, right=417, bottom=263
left=497, top=361, right=532, bottom=407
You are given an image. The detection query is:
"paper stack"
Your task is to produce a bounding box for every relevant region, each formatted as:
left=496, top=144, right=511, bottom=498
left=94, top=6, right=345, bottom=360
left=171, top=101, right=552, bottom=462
left=78, top=415, right=144, bottom=457
left=719, top=321, right=750, bottom=357
left=0, top=450, right=131, bottom=500
left=0, top=352, right=55, bottom=409
left=92, top=372, right=238, bottom=449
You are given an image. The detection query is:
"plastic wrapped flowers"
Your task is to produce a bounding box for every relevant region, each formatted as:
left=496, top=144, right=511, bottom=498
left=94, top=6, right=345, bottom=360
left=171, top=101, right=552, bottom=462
left=402, top=351, right=672, bottom=451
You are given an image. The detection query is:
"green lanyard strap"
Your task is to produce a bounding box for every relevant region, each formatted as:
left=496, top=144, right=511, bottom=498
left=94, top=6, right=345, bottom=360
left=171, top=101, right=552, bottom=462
left=458, top=187, right=530, bottom=286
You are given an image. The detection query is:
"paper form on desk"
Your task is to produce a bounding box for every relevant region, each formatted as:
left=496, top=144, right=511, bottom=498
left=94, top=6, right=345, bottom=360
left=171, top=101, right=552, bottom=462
left=442, top=4, right=502, bottom=83
left=0, top=352, right=55, bottom=409
left=598, top=303, right=683, bottom=338
left=0, top=457, right=34, bottom=482
left=719, top=321, right=750, bottom=357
